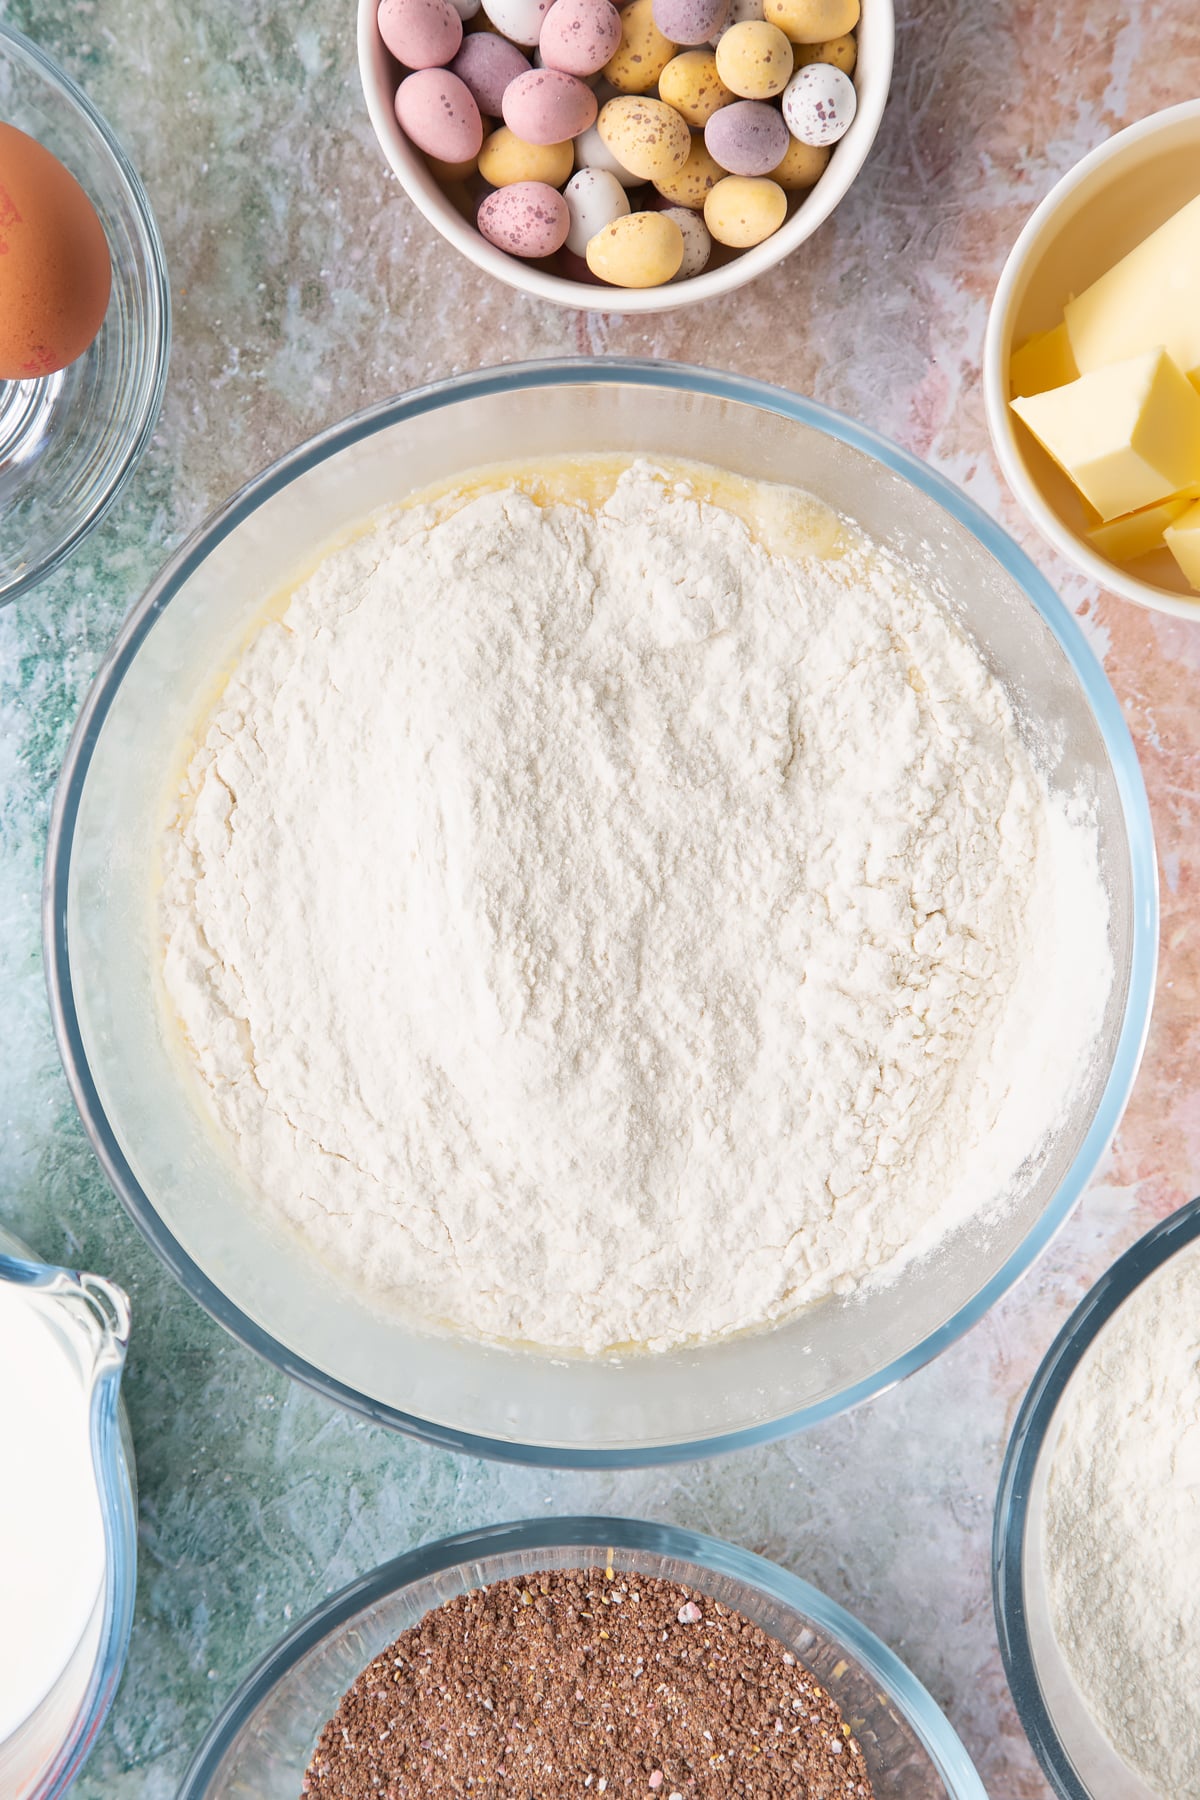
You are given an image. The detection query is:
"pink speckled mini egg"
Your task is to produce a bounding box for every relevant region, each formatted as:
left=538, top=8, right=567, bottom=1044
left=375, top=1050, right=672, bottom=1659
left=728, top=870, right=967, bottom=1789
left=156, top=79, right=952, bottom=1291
left=652, top=0, right=729, bottom=45
left=395, top=67, right=484, bottom=161
left=450, top=31, right=532, bottom=115
left=704, top=97, right=788, bottom=174
left=477, top=180, right=571, bottom=254
left=378, top=0, right=464, bottom=68
left=539, top=0, right=623, bottom=76
left=501, top=67, right=597, bottom=144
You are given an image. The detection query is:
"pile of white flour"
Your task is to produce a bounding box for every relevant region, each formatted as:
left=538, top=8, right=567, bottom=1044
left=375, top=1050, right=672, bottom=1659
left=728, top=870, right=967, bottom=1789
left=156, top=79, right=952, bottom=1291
left=160, top=462, right=1112, bottom=1353
left=1045, top=1239, right=1200, bottom=1799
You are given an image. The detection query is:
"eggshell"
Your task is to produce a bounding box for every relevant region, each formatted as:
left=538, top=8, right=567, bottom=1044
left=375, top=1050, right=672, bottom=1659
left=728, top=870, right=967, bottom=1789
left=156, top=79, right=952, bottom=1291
left=652, top=0, right=728, bottom=45
left=763, top=0, right=857, bottom=40
left=477, top=180, right=571, bottom=254
left=781, top=60, right=856, bottom=144
left=479, top=124, right=576, bottom=185
left=451, top=31, right=531, bottom=114
left=481, top=0, right=555, bottom=46
left=714, top=19, right=792, bottom=95
left=660, top=203, right=712, bottom=276
left=650, top=132, right=724, bottom=207
left=502, top=67, right=598, bottom=142
left=395, top=68, right=485, bottom=161
left=702, top=171, right=786, bottom=244
left=768, top=132, right=829, bottom=188
left=0, top=124, right=111, bottom=380
left=563, top=165, right=631, bottom=254
left=539, top=0, right=623, bottom=74
left=378, top=0, right=463, bottom=67
left=586, top=209, right=684, bottom=284
left=703, top=97, right=788, bottom=174
left=572, top=120, right=643, bottom=186
left=597, top=95, right=691, bottom=181
left=794, top=30, right=855, bottom=70
left=602, top=0, right=677, bottom=93
left=657, top=50, right=734, bottom=125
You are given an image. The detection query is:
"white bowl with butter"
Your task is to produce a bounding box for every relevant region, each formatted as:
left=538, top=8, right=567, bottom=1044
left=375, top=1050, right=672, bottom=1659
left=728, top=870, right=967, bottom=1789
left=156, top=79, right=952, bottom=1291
left=983, top=99, right=1200, bottom=619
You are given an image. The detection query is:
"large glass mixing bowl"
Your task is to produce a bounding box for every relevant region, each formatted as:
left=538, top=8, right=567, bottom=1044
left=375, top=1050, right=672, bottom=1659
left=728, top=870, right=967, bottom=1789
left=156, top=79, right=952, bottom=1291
left=44, top=361, right=1157, bottom=1465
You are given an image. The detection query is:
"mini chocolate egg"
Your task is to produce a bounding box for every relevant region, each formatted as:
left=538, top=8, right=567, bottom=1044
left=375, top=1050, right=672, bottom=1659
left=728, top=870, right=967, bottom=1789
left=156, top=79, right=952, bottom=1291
left=477, top=180, right=571, bottom=254
left=660, top=203, right=711, bottom=276
left=479, top=124, right=575, bottom=185
left=502, top=67, right=598, bottom=142
left=713, top=19, right=792, bottom=96
left=598, top=95, right=691, bottom=181
left=793, top=30, right=855, bottom=70
left=451, top=32, right=531, bottom=114
left=539, top=0, right=623, bottom=75
left=652, top=0, right=728, bottom=46
left=0, top=124, right=111, bottom=380
left=377, top=0, right=463, bottom=67
left=703, top=97, right=788, bottom=174
left=395, top=67, right=484, bottom=161
left=768, top=133, right=829, bottom=187
left=703, top=171, right=786, bottom=244
left=586, top=210, right=684, bottom=284
left=448, top=0, right=483, bottom=17
left=781, top=61, right=855, bottom=144
left=658, top=50, right=734, bottom=125
left=650, top=132, right=723, bottom=207
left=563, top=166, right=631, bottom=254
left=572, top=120, right=642, bottom=185
left=481, top=0, right=555, bottom=47
left=708, top=0, right=764, bottom=44
left=602, top=0, right=677, bottom=94
left=763, top=0, right=857, bottom=40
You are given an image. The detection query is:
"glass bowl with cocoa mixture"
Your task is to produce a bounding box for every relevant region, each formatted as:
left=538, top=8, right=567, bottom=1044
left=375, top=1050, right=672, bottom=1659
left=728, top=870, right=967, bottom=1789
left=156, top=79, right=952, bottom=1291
left=177, top=1518, right=987, bottom=1800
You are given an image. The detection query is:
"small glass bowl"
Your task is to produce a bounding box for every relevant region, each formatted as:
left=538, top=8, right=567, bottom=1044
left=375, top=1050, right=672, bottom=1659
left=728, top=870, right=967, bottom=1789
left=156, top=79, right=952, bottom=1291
left=0, top=22, right=170, bottom=606
left=178, top=1516, right=988, bottom=1800
left=992, top=1194, right=1200, bottom=1800
left=0, top=1224, right=137, bottom=1800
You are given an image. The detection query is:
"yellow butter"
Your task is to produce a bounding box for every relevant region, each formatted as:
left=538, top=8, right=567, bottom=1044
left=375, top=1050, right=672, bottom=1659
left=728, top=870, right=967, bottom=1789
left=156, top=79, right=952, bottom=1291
left=1164, top=498, right=1200, bottom=592
left=1011, top=348, right=1200, bottom=521
left=1085, top=491, right=1197, bottom=563
left=1009, top=322, right=1078, bottom=399
left=1064, top=193, right=1200, bottom=378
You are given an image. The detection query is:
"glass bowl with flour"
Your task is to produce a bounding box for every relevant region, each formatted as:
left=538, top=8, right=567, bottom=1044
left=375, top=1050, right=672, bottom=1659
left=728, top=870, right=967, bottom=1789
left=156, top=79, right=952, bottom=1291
left=45, top=361, right=1157, bottom=1463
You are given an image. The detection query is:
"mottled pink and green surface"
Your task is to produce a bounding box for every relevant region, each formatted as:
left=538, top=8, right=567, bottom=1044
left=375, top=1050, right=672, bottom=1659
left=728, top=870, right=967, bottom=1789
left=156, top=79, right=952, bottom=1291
left=1, top=0, right=1198, bottom=1794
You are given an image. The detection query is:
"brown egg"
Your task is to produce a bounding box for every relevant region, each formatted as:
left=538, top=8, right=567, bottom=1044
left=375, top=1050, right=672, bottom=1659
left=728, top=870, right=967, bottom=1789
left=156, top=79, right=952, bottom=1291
left=0, top=123, right=112, bottom=381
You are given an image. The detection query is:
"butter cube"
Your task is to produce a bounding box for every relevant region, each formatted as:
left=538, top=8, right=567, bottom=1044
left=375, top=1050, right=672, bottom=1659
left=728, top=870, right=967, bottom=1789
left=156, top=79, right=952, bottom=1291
left=1164, top=499, right=1200, bottom=592
left=1065, top=193, right=1200, bottom=377
left=1011, top=349, right=1200, bottom=521
left=1086, top=491, right=1197, bottom=563
left=1009, top=322, right=1078, bottom=398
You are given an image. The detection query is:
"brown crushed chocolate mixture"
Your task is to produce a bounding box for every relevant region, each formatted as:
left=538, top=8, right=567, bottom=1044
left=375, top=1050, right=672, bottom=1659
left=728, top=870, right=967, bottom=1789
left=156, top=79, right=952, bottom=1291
left=301, top=1567, right=876, bottom=1798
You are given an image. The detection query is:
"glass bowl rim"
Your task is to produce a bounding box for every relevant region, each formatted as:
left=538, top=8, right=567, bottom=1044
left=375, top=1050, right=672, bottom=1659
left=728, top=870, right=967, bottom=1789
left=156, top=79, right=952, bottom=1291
left=43, top=356, right=1159, bottom=1468
left=991, top=1192, right=1200, bottom=1800
left=0, top=20, right=172, bottom=606
left=177, top=1513, right=990, bottom=1800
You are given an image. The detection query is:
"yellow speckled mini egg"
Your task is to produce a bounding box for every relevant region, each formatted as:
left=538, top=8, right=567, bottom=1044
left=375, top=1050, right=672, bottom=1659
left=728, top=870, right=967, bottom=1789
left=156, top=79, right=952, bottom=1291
left=585, top=209, right=684, bottom=284
left=478, top=125, right=575, bottom=186
left=657, top=50, right=735, bottom=126
left=602, top=0, right=677, bottom=94
left=768, top=134, right=829, bottom=189
left=597, top=95, right=691, bottom=181
left=762, top=0, right=857, bottom=40
left=651, top=132, right=725, bottom=207
left=703, top=172, right=786, bottom=244
left=713, top=20, right=793, bottom=98
left=793, top=30, right=856, bottom=70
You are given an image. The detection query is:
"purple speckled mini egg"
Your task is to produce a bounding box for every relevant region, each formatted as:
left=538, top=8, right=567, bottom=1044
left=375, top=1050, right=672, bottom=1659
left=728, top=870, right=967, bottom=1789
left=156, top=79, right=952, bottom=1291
left=539, top=0, right=623, bottom=75
left=395, top=67, right=484, bottom=161
left=378, top=0, right=464, bottom=68
left=477, top=180, right=571, bottom=255
left=450, top=32, right=532, bottom=116
left=704, top=97, right=788, bottom=174
left=652, top=0, right=729, bottom=46
left=502, top=67, right=598, bottom=144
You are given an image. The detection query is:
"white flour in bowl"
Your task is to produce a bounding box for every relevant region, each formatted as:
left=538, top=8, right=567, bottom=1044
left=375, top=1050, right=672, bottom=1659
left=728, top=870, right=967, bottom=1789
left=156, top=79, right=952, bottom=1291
left=160, top=460, right=1112, bottom=1353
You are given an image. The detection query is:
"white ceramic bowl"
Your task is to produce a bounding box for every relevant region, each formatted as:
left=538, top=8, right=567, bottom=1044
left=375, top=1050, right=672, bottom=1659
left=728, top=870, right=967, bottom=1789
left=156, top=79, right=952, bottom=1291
left=983, top=100, right=1200, bottom=620
left=356, top=0, right=893, bottom=312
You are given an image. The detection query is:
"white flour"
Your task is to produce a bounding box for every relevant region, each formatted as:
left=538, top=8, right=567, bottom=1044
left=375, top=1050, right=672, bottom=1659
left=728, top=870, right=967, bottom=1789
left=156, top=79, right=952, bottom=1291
left=160, top=461, right=1111, bottom=1353
left=1045, top=1239, right=1200, bottom=1798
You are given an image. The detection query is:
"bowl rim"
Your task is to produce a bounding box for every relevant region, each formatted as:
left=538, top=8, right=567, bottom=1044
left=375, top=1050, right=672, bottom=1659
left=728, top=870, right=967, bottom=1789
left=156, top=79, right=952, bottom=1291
left=176, top=1513, right=990, bottom=1800
left=0, top=20, right=172, bottom=608
left=44, top=356, right=1159, bottom=1469
left=355, top=0, right=895, bottom=314
left=991, top=1193, right=1200, bottom=1800
left=981, top=97, right=1200, bottom=622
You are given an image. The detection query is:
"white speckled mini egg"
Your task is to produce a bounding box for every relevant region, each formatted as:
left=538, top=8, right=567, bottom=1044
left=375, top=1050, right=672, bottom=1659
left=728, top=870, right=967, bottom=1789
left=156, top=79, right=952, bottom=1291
left=481, top=0, right=555, bottom=47
left=781, top=60, right=856, bottom=144
left=660, top=203, right=711, bottom=276
left=572, top=120, right=641, bottom=185
left=563, top=166, right=632, bottom=254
